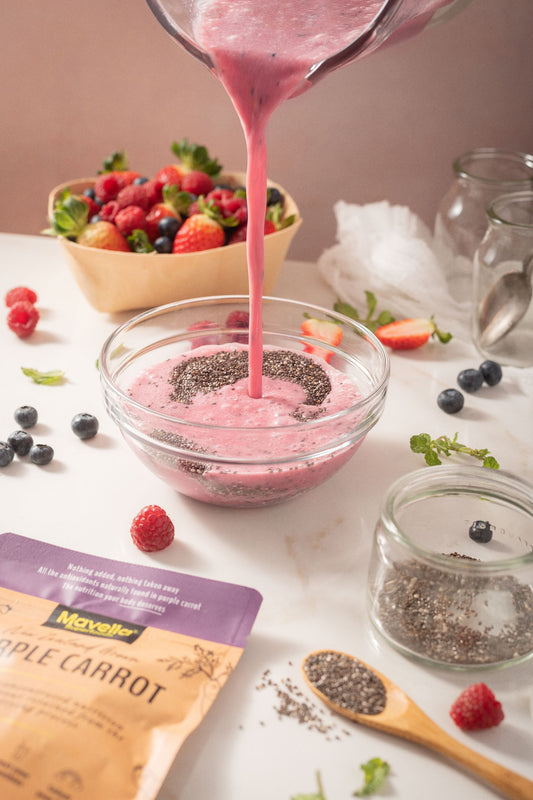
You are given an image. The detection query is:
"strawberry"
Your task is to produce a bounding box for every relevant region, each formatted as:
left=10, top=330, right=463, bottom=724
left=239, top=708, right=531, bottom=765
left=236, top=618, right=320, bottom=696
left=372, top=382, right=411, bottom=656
left=130, top=504, right=175, bottom=552
left=7, top=300, right=39, bottom=338
left=172, top=213, right=225, bottom=253
left=228, top=218, right=275, bottom=244
left=301, top=317, right=343, bottom=362
left=77, top=221, right=130, bottom=252
left=115, top=206, right=147, bottom=237
left=154, top=164, right=183, bottom=190
left=374, top=317, right=452, bottom=350
left=76, top=194, right=100, bottom=220
left=181, top=170, right=214, bottom=196
left=145, top=184, right=190, bottom=241
left=450, top=683, right=504, bottom=731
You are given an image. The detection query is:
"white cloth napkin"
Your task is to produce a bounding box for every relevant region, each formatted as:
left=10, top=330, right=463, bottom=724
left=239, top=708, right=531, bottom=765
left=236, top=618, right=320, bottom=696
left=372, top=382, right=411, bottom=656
left=317, top=199, right=533, bottom=394
left=317, top=199, right=471, bottom=338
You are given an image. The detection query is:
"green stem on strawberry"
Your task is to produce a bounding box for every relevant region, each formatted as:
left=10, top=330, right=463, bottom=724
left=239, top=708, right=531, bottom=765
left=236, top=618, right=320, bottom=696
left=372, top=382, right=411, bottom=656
left=171, top=138, right=222, bottom=176
left=162, top=184, right=193, bottom=216
left=43, top=193, right=89, bottom=239
left=266, top=202, right=295, bottom=230
left=99, top=149, right=129, bottom=174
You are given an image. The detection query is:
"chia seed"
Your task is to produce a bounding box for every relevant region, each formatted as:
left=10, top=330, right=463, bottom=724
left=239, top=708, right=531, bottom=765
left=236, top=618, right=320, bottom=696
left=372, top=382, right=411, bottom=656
left=303, top=651, right=386, bottom=716
left=373, top=557, right=533, bottom=665
left=169, top=349, right=332, bottom=406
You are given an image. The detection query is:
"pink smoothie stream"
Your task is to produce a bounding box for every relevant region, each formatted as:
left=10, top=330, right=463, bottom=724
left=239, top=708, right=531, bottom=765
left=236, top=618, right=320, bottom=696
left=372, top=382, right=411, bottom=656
left=191, top=0, right=453, bottom=397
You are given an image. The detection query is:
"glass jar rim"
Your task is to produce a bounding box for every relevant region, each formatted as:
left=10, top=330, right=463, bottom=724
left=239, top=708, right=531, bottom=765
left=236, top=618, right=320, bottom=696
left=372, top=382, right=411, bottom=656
left=380, top=465, right=533, bottom=571
left=486, top=189, right=533, bottom=229
left=453, top=148, right=533, bottom=185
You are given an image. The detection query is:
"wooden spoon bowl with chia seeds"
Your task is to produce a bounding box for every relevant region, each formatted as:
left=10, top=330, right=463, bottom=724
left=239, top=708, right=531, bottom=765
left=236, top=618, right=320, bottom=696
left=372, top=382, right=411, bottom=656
left=302, top=650, right=533, bottom=800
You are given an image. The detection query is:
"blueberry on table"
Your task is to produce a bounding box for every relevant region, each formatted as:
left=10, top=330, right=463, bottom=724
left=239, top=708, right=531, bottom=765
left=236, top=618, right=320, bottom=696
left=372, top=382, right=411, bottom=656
left=457, top=368, right=484, bottom=393
left=30, top=444, right=54, bottom=465
left=437, top=388, right=464, bottom=414
left=480, top=360, right=503, bottom=386
left=469, top=520, right=493, bottom=543
left=7, top=430, right=33, bottom=456
left=0, top=442, right=15, bottom=467
left=14, top=405, right=38, bottom=428
left=71, top=413, right=99, bottom=440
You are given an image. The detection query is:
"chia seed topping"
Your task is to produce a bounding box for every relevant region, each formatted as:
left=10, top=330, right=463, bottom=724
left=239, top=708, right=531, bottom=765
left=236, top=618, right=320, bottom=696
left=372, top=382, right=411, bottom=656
left=169, top=348, right=332, bottom=406
left=303, top=651, right=387, bottom=716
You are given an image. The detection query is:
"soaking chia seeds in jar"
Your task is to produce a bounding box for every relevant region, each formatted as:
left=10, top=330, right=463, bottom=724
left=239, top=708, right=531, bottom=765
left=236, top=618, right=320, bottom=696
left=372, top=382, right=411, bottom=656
left=373, top=557, right=533, bottom=666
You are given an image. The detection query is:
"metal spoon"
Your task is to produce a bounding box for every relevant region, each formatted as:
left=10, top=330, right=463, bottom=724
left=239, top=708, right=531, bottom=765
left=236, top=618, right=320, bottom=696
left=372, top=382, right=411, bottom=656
left=479, top=253, right=533, bottom=348
left=302, top=649, right=533, bottom=800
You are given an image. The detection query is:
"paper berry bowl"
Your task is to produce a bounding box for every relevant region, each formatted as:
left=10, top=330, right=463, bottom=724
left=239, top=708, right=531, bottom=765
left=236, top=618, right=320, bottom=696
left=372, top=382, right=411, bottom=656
left=46, top=172, right=301, bottom=314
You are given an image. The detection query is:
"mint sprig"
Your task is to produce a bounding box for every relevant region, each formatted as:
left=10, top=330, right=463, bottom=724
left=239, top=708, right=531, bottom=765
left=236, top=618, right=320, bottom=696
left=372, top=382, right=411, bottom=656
left=292, top=770, right=326, bottom=800
left=334, top=292, right=395, bottom=332
left=410, top=433, right=500, bottom=469
left=354, top=758, right=390, bottom=797
left=21, top=367, right=66, bottom=386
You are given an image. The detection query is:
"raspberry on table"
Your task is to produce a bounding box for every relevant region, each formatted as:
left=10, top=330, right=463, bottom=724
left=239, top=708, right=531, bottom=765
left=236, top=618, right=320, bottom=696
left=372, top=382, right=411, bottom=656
left=7, top=301, right=40, bottom=338
left=450, top=683, right=504, bottom=731
left=5, top=286, right=38, bottom=307
left=130, top=505, right=175, bottom=552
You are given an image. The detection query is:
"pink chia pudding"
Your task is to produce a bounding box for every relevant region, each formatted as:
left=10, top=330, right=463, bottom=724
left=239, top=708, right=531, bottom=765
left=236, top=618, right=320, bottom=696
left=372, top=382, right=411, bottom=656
left=127, top=343, right=366, bottom=506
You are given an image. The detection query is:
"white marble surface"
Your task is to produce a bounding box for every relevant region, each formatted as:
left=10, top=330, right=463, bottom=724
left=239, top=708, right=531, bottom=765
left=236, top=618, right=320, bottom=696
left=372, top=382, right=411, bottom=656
left=1, top=232, right=532, bottom=799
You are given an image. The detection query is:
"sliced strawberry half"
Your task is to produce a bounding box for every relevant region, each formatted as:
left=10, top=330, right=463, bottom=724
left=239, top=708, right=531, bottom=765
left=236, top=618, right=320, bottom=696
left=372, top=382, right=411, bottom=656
left=301, top=317, right=343, bottom=362
left=374, top=317, right=452, bottom=350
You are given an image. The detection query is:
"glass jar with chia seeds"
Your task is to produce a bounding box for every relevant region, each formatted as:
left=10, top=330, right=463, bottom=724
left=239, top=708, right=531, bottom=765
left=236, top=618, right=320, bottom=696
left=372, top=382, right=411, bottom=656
left=367, top=466, right=533, bottom=671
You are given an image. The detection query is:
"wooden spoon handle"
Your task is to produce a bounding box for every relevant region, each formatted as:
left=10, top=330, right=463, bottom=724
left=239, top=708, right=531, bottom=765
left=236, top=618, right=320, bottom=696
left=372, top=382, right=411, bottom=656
left=416, top=715, right=533, bottom=800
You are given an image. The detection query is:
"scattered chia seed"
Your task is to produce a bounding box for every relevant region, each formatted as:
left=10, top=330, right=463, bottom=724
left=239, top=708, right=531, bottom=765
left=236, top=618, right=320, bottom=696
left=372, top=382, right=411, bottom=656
left=254, top=667, right=351, bottom=740
left=373, top=557, right=533, bottom=665
left=169, top=349, right=332, bottom=407
left=303, top=651, right=386, bottom=716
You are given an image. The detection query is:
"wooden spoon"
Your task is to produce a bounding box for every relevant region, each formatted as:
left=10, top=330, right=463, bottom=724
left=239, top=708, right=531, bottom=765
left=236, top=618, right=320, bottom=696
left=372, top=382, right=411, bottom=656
left=302, top=650, right=533, bottom=800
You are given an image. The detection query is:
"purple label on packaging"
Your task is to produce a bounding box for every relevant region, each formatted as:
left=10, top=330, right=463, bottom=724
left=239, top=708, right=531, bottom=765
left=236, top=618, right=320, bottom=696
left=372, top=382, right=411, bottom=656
left=0, top=533, right=262, bottom=648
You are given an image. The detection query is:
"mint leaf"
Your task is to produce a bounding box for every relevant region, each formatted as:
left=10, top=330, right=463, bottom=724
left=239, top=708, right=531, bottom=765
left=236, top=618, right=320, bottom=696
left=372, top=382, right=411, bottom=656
left=354, top=758, right=390, bottom=796
left=292, top=771, right=326, bottom=800
left=333, top=294, right=395, bottom=332
left=21, top=367, right=66, bottom=386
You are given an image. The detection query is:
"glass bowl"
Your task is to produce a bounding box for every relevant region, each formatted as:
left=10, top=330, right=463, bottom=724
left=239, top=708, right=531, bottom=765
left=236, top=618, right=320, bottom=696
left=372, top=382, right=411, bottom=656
left=367, top=466, right=533, bottom=670
left=99, top=295, right=389, bottom=508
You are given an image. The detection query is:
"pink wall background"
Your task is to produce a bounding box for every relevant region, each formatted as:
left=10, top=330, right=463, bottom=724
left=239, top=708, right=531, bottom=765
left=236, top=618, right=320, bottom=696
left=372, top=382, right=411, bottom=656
left=1, top=0, right=532, bottom=262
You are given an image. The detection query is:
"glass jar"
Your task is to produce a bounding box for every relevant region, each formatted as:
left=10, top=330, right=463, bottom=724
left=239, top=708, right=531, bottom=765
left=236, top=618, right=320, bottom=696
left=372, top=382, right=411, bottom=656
left=367, top=466, right=533, bottom=671
left=473, top=190, right=533, bottom=367
left=434, top=148, right=533, bottom=301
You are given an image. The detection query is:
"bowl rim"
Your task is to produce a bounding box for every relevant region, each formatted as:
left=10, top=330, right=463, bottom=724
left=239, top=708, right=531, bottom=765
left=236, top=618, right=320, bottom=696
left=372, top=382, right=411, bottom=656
left=379, top=464, right=533, bottom=571
left=99, top=294, right=390, bottom=460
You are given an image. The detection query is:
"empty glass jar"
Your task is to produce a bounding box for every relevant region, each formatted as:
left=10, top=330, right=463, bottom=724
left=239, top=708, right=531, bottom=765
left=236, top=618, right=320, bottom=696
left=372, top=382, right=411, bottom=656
left=435, top=148, right=533, bottom=302
left=473, top=190, right=533, bottom=367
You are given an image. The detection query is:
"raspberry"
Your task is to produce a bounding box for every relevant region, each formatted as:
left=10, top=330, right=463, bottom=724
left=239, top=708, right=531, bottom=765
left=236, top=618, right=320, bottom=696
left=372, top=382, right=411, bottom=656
left=5, top=286, right=38, bottom=307
left=7, top=300, right=39, bottom=338
left=450, top=683, right=504, bottom=731
left=130, top=505, right=175, bottom=552
left=116, top=184, right=151, bottom=211
left=94, top=172, right=124, bottom=203
left=99, top=201, right=120, bottom=223
left=115, top=205, right=147, bottom=237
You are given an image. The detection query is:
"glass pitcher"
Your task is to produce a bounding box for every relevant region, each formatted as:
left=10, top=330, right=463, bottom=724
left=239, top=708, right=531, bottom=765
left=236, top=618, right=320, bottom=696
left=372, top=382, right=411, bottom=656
left=146, top=0, right=469, bottom=97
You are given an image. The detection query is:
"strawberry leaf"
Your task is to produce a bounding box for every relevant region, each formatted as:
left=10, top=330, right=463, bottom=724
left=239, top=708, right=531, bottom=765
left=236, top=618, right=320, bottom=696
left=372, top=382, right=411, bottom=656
left=99, top=149, right=129, bottom=174
left=171, top=138, right=222, bottom=176
left=127, top=230, right=154, bottom=253
left=43, top=194, right=89, bottom=239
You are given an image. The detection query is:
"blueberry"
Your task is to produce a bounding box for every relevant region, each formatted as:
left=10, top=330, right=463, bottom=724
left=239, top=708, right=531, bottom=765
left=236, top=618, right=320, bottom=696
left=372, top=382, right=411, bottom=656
left=469, top=520, right=493, bottom=543
left=437, top=388, right=464, bottom=414
left=7, top=430, right=33, bottom=456
left=158, top=216, right=181, bottom=239
left=457, top=368, right=484, bottom=393
left=30, top=444, right=54, bottom=465
left=267, top=187, right=284, bottom=206
left=154, top=236, right=173, bottom=254
left=0, top=442, right=15, bottom=467
left=71, top=413, right=99, bottom=440
left=90, top=214, right=101, bottom=223
left=133, top=176, right=149, bottom=185
left=480, top=360, right=502, bottom=386
left=14, top=405, right=38, bottom=428
left=83, top=187, right=96, bottom=200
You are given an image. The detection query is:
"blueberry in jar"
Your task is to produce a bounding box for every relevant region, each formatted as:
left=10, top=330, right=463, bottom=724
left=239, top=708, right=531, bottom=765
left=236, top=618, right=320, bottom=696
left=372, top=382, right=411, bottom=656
left=71, top=413, right=99, bottom=440
left=469, top=520, right=493, bottom=543
left=457, top=368, right=484, bottom=393
left=437, top=388, right=464, bottom=414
